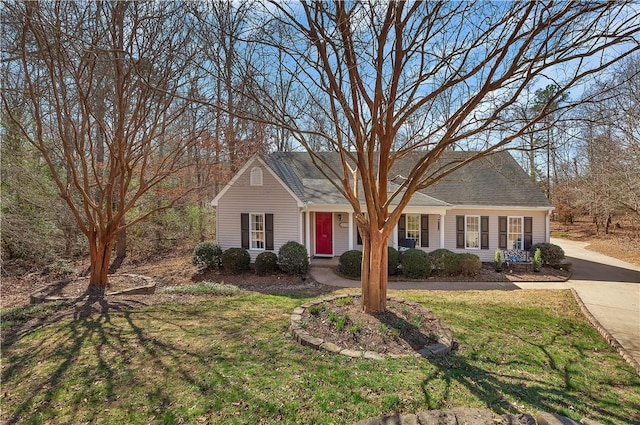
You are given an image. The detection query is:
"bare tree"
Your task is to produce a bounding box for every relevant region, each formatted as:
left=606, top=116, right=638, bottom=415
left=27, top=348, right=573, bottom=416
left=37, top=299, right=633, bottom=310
left=191, top=0, right=270, bottom=173
left=2, top=2, right=209, bottom=293
left=573, top=55, right=640, bottom=232
left=238, top=1, right=639, bottom=312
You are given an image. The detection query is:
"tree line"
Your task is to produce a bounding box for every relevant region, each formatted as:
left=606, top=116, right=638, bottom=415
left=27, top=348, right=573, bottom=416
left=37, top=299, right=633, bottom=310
left=2, top=1, right=638, bottom=309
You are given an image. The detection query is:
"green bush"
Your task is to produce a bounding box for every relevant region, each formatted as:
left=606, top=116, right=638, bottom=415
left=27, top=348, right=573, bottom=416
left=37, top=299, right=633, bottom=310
left=533, top=248, right=542, bottom=272
left=458, top=253, right=481, bottom=276
left=191, top=241, right=222, bottom=270
left=339, top=250, right=362, bottom=277
left=388, top=246, right=400, bottom=276
left=221, top=248, right=250, bottom=273
left=400, top=248, right=430, bottom=279
left=494, top=248, right=503, bottom=271
left=428, top=249, right=460, bottom=275
left=255, top=251, right=278, bottom=275
left=278, top=241, right=309, bottom=275
left=529, top=242, right=565, bottom=267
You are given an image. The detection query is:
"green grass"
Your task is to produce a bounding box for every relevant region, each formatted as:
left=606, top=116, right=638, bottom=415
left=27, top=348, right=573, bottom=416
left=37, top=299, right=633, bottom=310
left=162, top=281, right=242, bottom=295
left=550, top=230, right=571, bottom=238
left=2, top=290, right=639, bottom=424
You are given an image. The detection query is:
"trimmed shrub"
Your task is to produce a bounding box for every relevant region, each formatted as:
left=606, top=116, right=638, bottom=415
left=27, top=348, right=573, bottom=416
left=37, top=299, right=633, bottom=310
left=458, top=253, right=481, bottom=276
left=529, top=242, right=565, bottom=267
left=428, top=249, right=459, bottom=275
left=494, top=248, right=503, bottom=271
left=533, top=248, right=542, bottom=272
left=339, top=250, right=362, bottom=278
left=278, top=241, right=309, bottom=275
left=192, top=241, right=222, bottom=270
left=255, top=251, right=278, bottom=275
left=221, top=248, right=250, bottom=273
left=400, top=248, right=430, bottom=279
left=388, top=246, right=400, bottom=276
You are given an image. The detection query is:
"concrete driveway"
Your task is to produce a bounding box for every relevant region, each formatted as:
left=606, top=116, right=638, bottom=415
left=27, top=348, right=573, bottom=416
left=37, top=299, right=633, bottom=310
left=548, top=238, right=640, bottom=366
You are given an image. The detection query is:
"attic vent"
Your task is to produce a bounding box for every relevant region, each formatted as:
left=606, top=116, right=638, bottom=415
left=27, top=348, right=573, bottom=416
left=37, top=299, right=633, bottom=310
left=250, top=167, right=263, bottom=186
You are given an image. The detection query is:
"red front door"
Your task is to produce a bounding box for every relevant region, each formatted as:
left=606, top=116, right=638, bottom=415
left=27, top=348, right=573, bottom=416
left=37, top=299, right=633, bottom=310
left=315, top=212, right=333, bottom=255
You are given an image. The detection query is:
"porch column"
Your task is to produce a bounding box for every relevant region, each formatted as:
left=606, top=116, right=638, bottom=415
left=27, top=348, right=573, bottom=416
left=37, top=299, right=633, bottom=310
left=305, top=211, right=311, bottom=255
left=392, top=223, right=398, bottom=248
left=439, top=213, right=445, bottom=248
left=299, top=210, right=304, bottom=245
left=546, top=210, right=551, bottom=242
left=348, top=212, right=353, bottom=251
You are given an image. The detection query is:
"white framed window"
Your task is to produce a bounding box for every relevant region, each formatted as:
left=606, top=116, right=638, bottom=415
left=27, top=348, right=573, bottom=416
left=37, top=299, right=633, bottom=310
left=250, top=213, right=265, bottom=250
left=508, top=216, right=523, bottom=249
left=250, top=167, right=263, bottom=186
left=465, top=215, right=480, bottom=249
left=406, top=214, right=420, bottom=245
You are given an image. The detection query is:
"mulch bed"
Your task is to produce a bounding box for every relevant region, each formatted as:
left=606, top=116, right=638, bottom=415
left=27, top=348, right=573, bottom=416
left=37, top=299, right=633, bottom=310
left=300, top=296, right=447, bottom=355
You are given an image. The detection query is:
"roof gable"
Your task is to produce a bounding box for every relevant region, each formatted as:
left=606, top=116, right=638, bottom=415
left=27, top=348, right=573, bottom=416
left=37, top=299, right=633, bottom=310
left=211, top=155, right=304, bottom=207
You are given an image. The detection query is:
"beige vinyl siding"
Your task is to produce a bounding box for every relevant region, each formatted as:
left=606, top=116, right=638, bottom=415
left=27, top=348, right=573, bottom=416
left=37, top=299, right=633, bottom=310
left=442, top=209, right=548, bottom=261
left=216, top=160, right=300, bottom=261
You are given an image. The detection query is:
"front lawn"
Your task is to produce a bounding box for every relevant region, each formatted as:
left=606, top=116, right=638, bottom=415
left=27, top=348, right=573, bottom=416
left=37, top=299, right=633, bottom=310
left=2, top=290, right=639, bottom=424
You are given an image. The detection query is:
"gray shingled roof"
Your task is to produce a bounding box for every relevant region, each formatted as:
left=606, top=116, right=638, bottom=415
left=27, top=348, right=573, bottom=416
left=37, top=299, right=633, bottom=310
left=261, top=151, right=552, bottom=208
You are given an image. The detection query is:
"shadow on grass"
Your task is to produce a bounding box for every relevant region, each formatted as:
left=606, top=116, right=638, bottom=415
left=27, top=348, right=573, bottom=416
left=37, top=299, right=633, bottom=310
left=420, top=344, right=640, bottom=424
left=373, top=310, right=439, bottom=352
left=1, top=296, right=305, bottom=424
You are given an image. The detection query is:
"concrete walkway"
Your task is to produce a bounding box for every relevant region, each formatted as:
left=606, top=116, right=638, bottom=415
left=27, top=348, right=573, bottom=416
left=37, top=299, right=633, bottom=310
left=309, top=239, right=640, bottom=367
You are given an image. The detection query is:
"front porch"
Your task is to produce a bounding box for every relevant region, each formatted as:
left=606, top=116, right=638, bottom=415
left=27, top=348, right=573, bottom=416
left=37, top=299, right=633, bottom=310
left=301, top=209, right=448, bottom=259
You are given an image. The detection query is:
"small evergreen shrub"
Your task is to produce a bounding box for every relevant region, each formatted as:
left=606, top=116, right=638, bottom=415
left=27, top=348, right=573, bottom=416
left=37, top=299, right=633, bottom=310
left=458, top=253, right=481, bottom=276
left=191, top=241, right=222, bottom=270
left=533, top=248, right=542, bottom=272
left=388, top=246, right=400, bottom=276
left=339, top=250, right=362, bottom=277
left=429, top=249, right=459, bottom=275
left=278, top=241, right=309, bottom=275
left=400, top=248, right=430, bottom=279
left=529, top=242, right=565, bottom=267
left=494, top=248, right=503, bottom=271
left=255, top=251, right=278, bottom=275
left=221, top=248, right=250, bottom=273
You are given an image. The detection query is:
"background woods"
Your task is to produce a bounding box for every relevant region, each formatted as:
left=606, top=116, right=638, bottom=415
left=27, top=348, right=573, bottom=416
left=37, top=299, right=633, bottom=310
left=2, top=1, right=639, bottom=293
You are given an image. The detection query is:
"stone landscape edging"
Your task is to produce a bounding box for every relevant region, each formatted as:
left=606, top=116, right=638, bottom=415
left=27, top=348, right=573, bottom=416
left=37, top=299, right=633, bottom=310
left=290, top=294, right=455, bottom=359
left=30, top=274, right=156, bottom=304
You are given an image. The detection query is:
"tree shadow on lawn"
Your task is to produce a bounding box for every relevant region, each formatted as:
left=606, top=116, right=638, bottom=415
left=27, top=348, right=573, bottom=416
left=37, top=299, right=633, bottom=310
left=421, top=345, right=640, bottom=424
left=1, top=297, right=304, bottom=425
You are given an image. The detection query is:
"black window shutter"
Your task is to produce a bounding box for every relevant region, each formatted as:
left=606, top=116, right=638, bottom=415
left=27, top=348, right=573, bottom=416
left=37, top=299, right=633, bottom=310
left=481, top=216, right=489, bottom=250
left=265, top=214, right=274, bottom=251
left=524, top=217, right=533, bottom=250
left=498, top=216, right=507, bottom=249
left=420, top=215, right=429, bottom=247
left=357, top=226, right=362, bottom=245
left=397, top=214, right=406, bottom=243
left=241, top=213, right=249, bottom=249
left=456, top=215, right=464, bottom=248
